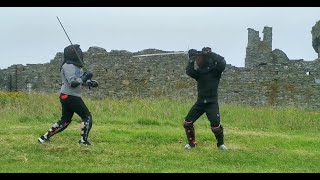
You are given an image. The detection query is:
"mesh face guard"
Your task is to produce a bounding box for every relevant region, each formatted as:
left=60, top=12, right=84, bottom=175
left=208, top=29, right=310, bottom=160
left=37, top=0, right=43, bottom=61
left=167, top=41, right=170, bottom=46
left=64, top=44, right=84, bottom=67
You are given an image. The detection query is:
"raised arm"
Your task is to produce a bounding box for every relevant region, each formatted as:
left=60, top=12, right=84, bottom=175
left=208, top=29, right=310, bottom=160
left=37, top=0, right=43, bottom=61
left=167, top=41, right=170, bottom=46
left=211, top=53, right=226, bottom=73
left=186, top=49, right=200, bottom=80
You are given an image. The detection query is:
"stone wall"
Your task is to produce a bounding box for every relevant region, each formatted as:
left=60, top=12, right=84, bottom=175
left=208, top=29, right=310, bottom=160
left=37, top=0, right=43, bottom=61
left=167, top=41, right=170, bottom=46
left=1, top=24, right=320, bottom=110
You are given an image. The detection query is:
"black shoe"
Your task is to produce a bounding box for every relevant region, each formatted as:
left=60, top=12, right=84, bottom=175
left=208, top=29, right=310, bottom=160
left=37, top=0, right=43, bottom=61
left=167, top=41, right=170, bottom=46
left=38, top=135, right=48, bottom=144
left=79, top=140, right=91, bottom=146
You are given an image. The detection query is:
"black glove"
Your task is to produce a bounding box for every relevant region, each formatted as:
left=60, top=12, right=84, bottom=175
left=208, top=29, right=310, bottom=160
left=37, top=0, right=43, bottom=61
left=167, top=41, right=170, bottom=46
left=81, top=71, right=93, bottom=82
left=87, top=80, right=98, bottom=88
left=188, top=49, right=198, bottom=57
left=188, top=49, right=198, bottom=62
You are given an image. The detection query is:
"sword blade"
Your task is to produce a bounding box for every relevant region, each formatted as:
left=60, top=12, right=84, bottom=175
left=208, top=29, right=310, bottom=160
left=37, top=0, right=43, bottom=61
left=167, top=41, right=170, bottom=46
left=132, top=51, right=187, bottom=57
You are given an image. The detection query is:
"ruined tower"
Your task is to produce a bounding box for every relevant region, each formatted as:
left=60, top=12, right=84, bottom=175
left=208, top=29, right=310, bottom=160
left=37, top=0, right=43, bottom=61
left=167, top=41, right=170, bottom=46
left=245, top=26, right=273, bottom=68
left=312, top=20, right=320, bottom=59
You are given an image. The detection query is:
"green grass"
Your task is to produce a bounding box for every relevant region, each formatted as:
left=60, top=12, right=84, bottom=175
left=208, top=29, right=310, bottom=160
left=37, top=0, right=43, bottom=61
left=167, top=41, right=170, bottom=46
left=1, top=92, right=320, bottom=172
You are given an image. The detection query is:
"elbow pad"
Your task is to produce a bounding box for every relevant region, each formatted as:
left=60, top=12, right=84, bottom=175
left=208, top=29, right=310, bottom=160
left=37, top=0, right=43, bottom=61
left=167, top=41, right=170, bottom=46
left=70, top=81, right=80, bottom=88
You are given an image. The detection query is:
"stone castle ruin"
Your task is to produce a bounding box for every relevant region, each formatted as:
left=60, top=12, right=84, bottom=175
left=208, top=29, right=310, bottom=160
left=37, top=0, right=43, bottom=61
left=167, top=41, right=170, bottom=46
left=1, top=20, right=320, bottom=109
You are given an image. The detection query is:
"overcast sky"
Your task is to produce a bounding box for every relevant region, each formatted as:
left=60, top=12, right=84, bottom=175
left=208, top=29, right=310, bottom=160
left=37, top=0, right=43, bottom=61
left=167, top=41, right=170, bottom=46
left=0, top=7, right=320, bottom=69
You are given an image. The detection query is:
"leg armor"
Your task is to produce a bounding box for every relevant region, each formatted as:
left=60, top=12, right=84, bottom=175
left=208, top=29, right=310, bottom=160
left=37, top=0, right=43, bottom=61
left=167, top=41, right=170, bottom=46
left=43, top=120, right=70, bottom=139
left=80, top=114, right=93, bottom=142
left=183, top=120, right=196, bottom=147
left=211, top=124, right=224, bottom=147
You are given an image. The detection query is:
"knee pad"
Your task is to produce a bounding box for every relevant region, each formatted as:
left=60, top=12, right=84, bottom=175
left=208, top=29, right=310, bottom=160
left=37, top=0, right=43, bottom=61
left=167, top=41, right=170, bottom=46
left=54, top=120, right=70, bottom=130
left=211, top=124, right=223, bottom=135
left=81, top=113, right=92, bottom=122
left=183, top=120, right=194, bottom=129
left=57, top=119, right=71, bottom=127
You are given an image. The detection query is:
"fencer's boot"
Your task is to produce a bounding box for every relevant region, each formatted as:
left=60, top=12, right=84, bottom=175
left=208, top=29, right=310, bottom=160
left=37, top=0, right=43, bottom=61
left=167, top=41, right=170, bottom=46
left=79, top=140, right=91, bottom=146
left=218, top=144, right=227, bottom=151
left=38, top=135, right=48, bottom=144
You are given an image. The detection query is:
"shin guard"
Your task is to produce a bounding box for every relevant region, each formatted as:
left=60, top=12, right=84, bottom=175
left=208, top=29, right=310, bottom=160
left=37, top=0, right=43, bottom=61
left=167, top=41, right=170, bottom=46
left=43, top=120, right=70, bottom=139
left=80, top=114, right=92, bottom=142
left=183, top=120, right=196, bottom=147
left=211, top=124, right=224, bottom=147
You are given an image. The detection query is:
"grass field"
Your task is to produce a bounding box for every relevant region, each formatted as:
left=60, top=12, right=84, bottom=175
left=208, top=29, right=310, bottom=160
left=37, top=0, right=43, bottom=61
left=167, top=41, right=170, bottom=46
left=1, top=91, right=320, bottom=173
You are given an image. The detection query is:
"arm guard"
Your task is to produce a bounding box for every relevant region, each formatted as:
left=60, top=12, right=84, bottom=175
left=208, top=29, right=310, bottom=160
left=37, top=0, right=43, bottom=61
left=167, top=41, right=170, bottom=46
left=186, top=61, right=199, bottom=80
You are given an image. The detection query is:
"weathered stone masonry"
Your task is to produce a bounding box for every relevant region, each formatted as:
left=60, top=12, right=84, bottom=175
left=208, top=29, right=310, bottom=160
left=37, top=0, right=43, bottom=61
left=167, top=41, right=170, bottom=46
left=1, top=21, right=320, bottom=110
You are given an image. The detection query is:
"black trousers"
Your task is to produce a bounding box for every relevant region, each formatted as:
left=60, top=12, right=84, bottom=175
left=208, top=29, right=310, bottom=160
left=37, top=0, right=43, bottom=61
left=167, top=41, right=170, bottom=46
left=60, top=93, right=90, bottom=123
left=185, top=100, right=220, bottom=126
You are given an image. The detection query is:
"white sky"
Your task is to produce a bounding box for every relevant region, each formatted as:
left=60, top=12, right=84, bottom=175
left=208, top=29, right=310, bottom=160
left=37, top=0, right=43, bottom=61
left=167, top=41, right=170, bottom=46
left=0, top=7, right=320, bottom=69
